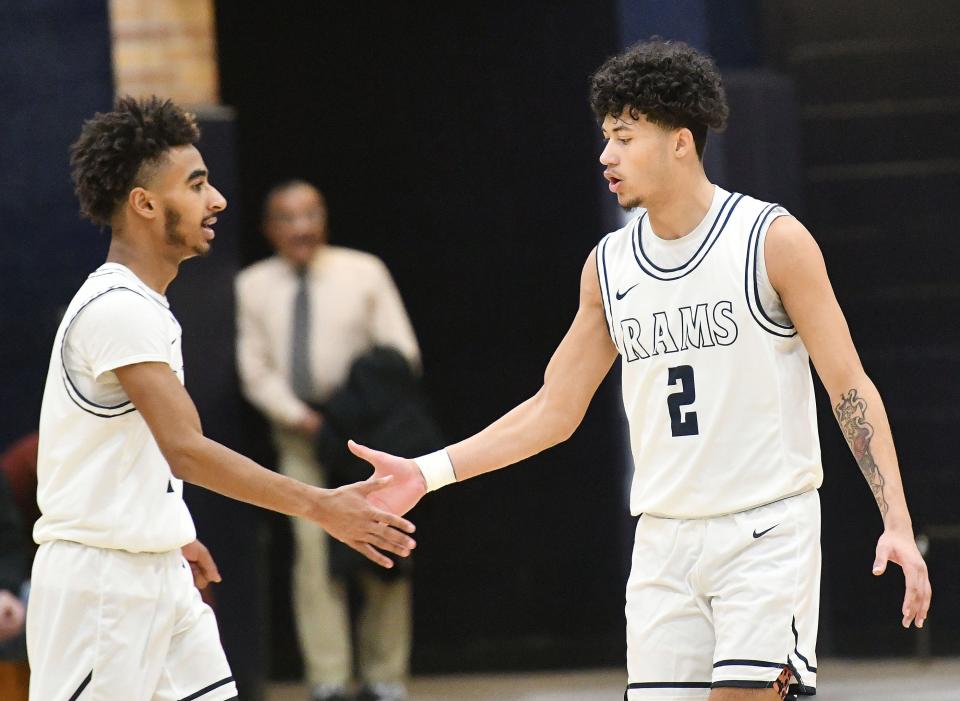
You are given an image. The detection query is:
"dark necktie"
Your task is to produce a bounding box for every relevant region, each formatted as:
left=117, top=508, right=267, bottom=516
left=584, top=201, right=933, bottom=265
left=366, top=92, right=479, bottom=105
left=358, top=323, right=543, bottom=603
left=290, top=268, right=313, bottom=401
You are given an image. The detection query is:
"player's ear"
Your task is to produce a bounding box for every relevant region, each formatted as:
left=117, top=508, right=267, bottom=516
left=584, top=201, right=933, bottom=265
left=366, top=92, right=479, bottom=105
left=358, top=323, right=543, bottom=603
left=128, top=187, right=158, bottom=220
left=674, top=127, right=695, bottom=159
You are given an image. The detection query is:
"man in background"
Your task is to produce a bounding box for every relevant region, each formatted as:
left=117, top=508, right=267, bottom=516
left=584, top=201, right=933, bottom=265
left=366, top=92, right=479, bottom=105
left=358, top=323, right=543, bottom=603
left=236, top=181, right=419, bottom=701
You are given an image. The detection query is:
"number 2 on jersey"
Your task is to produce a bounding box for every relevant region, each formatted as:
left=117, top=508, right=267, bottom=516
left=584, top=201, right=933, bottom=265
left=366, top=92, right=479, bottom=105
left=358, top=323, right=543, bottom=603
left=667, top=365, right=699, bottom=437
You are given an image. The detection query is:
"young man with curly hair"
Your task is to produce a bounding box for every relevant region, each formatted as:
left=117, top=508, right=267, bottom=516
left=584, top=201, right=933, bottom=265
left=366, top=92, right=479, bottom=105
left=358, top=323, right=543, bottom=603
left=351, top=40, right=931, bottom=700
left=28, top=96, right=416, bottom=701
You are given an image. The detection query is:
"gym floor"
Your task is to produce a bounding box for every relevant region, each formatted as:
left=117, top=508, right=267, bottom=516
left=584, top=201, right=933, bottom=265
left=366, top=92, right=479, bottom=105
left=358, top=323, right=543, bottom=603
left=267, top=657, right=960, bottom=701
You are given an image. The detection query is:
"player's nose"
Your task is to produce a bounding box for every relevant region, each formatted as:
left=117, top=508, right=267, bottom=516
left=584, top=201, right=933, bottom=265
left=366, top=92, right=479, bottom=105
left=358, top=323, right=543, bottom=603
left=599, top=140, right=617, bottom=166
left=208, top=185, right=227, bottom=212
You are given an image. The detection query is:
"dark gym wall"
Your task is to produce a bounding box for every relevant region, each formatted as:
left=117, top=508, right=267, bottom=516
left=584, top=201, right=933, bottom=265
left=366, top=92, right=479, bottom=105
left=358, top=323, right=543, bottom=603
left=216, top=1, right=629, bottom=674
left=0, top=2, right=113, bottom=448
left=763, top=0, right=960, bottom=656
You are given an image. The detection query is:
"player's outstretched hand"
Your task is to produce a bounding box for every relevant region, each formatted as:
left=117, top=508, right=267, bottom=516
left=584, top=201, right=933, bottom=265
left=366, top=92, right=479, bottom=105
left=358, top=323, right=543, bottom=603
left=873, top=528, right=931, bottom=628
left=0, top=589, right=25, bottom=643
left=316, top=475, right=417, bottom=569
left=182, top=539, right=222, bottom=589
left=348, top=440, right=428, bottom=516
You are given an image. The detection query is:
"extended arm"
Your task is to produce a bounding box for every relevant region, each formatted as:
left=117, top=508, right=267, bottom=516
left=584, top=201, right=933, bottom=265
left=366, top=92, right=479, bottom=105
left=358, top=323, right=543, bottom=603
left=115, top=362, right=415, bottom=568
left=350, top=247, right=619, bottom=512
left=765, top=216, right=931, bottom=627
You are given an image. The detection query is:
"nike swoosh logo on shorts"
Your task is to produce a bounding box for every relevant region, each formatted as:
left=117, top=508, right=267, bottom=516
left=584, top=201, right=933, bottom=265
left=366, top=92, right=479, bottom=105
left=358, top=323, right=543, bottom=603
left=753, top=524, right=779, bottom=538
left=615, top=282, right=640, bottom=300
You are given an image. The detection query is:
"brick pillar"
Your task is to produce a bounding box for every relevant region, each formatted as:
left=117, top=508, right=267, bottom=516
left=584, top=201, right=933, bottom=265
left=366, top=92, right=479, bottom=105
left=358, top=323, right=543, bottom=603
left=109, top=0, right=219, bottom=105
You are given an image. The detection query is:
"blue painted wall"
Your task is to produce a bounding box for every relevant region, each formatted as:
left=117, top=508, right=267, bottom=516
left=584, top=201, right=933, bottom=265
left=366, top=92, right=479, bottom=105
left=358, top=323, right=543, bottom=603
left=0, top=2, right=114, bottom=448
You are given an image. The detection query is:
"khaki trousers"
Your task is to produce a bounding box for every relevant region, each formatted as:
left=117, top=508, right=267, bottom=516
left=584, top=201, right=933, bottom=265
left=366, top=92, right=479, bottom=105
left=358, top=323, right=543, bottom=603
left=274, top=430, right=411, bottom=686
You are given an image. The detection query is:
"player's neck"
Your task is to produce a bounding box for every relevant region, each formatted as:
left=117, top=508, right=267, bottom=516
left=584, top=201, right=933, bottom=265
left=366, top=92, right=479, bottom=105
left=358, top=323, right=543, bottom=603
left=645, top=174, right=715, bottom=241
left=105, top=233, right=178, bottom=296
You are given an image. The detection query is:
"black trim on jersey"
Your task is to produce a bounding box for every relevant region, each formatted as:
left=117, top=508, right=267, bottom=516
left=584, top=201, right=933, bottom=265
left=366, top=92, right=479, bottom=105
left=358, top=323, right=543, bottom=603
left=626, top=681, right=712, bottom=689
left=713, top=659, right=787, bottom=669
left=87, top=266, right=172, bottom=311
left=750, top=205, right=792, bottom=329
left=627, top=672, right=814, bottom=695
left=596, top=233, right=619, bottom=352
left=62, top=385, right=139, bottom=420
left=636, top=191, right=737, bottom=273
left=59, top=285, right=173, bottom=419
left=744, top=203, right=797, bottom=338
left=60, top=287, right=139, bottom=416
left=179, top=676, right=235, bottom=701
left=712, top=680, right=774, bottom=689
left=792, top=616, right=818, bottom=673
left=67, top=670, right=93, bottom=700
left=714, top=657, right=806, bottom=690
left=632, top=192, right=745, bottom=281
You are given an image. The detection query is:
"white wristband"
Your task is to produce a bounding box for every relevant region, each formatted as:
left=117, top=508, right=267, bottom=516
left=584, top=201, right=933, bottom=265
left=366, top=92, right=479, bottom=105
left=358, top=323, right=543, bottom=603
left=414, top=449, right=457, bottom=492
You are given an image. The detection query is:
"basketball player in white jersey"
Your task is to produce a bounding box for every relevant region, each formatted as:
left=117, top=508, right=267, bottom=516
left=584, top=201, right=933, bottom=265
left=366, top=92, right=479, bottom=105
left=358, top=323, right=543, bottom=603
left=349, top=40, right=931, bottom=700
left=28, top=96, right=416, bottom=701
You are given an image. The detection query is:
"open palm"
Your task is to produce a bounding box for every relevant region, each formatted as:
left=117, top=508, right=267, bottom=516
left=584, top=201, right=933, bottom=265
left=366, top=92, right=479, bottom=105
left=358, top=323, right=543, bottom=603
left=348, top=440, right=427, bottom=516
left=873, top=528, right=931, bottom=628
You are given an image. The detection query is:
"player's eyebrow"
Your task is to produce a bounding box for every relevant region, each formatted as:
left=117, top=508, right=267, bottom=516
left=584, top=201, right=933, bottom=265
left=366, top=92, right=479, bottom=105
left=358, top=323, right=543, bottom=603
left=186, top=168, right=207, bottom=183
left=602, top=123, right=631, bottom=137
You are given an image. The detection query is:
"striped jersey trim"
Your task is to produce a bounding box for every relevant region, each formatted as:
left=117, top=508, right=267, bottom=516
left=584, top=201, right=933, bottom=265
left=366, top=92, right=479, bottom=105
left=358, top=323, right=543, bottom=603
left=743, top=203, right=796, bottom=337
left=632, top=192, right=745, bottom=280
left=67, top=670, right=93, bottom=701
left=180, top=675, right=236, bottom=701
left=59, top=285, right=175, bottom=418
left=596, top=233, right=619, bottom=352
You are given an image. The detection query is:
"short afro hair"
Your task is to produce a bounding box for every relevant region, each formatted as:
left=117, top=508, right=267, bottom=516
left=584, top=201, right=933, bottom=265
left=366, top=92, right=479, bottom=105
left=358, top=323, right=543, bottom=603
left=69, top=95, right=200, bottom=226
left=590, top=39, right=728, bottom=159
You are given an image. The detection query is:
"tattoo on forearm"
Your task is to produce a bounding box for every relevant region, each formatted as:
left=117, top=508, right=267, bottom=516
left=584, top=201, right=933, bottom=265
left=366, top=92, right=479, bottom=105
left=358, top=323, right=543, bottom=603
left=834, top=389, right=889, bottom=517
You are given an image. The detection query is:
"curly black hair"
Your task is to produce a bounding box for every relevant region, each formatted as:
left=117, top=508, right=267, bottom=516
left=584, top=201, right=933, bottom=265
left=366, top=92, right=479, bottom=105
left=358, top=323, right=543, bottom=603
left=590, top=39, right=728, bottom=159
left=69, top=95, right=200, bottom=226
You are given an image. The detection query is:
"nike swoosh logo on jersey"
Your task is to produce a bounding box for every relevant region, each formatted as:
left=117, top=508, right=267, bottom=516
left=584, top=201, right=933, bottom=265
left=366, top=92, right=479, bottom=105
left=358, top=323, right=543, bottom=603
left=753, top=524, right=779, bottom=538
left=615, top=282, right=640, bottom=300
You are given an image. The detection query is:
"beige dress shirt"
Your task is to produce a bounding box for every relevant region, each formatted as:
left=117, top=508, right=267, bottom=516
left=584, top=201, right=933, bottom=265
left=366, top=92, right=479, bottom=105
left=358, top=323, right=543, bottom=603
left=235, top=246, right=420, bottom=428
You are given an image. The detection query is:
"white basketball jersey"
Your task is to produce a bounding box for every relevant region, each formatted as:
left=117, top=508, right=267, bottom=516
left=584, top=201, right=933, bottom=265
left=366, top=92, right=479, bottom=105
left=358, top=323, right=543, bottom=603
left=34, top=263, right=196, bottom=552
left=597, top=186, right=822, bottom=518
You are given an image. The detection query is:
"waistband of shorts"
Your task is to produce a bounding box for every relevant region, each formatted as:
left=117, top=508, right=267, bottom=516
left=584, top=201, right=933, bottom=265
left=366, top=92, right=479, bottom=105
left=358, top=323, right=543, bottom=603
left=637, top=488, right=818, bottom=521
left=39, top=539, right=184, bottom=562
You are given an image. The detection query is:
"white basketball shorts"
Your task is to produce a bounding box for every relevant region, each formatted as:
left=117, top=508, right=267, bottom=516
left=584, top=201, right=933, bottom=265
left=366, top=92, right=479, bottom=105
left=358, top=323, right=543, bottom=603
left=625, top=490, right=820, bottom=700
left=27, top=540, right=238, bottom=701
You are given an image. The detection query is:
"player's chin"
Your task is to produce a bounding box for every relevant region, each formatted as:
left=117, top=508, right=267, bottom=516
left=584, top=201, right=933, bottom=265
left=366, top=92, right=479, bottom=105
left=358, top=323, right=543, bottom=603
left=613, top=188, right=639, bottom=209
left=617, top=194, right=641, bottom=210
left=191, top=241, right=213, bottom=258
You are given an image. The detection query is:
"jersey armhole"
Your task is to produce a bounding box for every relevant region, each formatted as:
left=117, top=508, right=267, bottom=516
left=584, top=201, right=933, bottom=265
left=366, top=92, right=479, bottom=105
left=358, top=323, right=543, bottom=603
left=61, top=287, right=172, bottom=417
left=595, top=233, right=620, bottom=353
left=745, top=204, right=797, bottom=337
